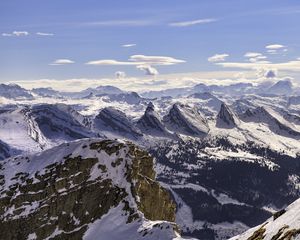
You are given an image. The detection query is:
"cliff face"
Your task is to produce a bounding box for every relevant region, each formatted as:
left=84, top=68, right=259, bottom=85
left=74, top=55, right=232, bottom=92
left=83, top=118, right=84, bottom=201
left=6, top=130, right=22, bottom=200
left=0, top=139, right=178, bottom=240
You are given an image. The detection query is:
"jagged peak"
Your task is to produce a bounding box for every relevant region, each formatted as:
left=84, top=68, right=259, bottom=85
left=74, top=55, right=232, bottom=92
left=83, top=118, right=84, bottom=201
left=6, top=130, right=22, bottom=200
left=146, top=102, right=155, bottom=112
left=163, top=103, right=209, bottom=137
left=216, top=103, right=240, bottom=128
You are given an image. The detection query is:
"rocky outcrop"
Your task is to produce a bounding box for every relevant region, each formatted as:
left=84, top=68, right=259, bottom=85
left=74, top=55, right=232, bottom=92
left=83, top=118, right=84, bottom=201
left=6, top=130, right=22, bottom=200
left=137, top=102, right=173, bottom=138
left=0, top=139, right=179, bottom=240
left=163, top=103, right=209, bottom=137
left=216, top=103, right=240, bottom=128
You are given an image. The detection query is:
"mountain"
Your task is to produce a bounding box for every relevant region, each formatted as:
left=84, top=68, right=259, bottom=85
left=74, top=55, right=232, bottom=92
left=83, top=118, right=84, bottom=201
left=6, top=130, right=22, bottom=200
left=0, top=104, right=94, bottom=155
left=0, top=83, right=33, bottom=100
left=230, top=198, right=300, bottom=240
left=163, top=103, right=209, bottom=137
left=29, top=104, right=94, bottom=141
left=288, top=96, right=300, bottom=106
left=188, top=92, right=223, bottom=113
left=93, top=107, right=143, bottom=139
left=267, top=80, right=293, bottom=95
left=31, top=87, right=63, bottom=98
left=0, top=139, right=188, bottom=240
left=80, top=85, right=124, bottom=97
left=105, top=92, right=144, bottom=104
left=137, top=102, right=173, bottom=138
left=216, top=103, right=240, bottom=128
left=241, top=106, right=300, bottom=138
left=0, top=107, right=48, bottom=153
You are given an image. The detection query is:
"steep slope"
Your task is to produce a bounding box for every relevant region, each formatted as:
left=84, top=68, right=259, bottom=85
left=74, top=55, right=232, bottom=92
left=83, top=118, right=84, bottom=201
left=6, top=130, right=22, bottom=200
left=0, top=140, right=11, bottom=160
left=93, top=107, right=143, bottom=139
left=163, top=103, right=209, bottom=137
left=230, top=198, right=300, bottom=240
left=241, top=106, right=300, bottom=138
left=29, top=104, right=94, bottom=142
left=137, top=102, right=173, bottom=138
left=0, top=107, right=48, bottom=153
left=267, top=80, right=293, bottom=95
left=216, top=103, right=240, bottom=128
left=0, top=139, right=188, bottom=240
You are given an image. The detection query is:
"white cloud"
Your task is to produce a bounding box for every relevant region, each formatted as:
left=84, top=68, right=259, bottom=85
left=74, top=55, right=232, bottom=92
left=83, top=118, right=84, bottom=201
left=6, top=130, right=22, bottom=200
left=36, top=32, right=54, bottom=36
left=12, top=31, right=29, bottom=36
left=86, top=55, right=185, bottom=66
left=2, top=31, right=29, bottom=37
left=137, top=65, right=159, bottom=75
left=169, top=18, right=217, bottom=27
left=50, top=59, right=75, bottom=65
left=122, top=44, right=136, bottom=48
left=208, top=54, right=229, bottom=63
left=216, top=59, right=300, bottom=72
left=244, top=52, right=263, bottom=58
left=2, top=33, right=13, bottom=37
left=265, top=44, right=285, bottom=49
left=130, top=55, right=185, bottom=65
left=115, top=71, right=126, bottom=79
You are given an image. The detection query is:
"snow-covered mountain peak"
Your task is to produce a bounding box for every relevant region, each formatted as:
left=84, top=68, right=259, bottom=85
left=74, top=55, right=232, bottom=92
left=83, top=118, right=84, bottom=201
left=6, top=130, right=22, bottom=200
left=93, top=107, right=142, bottom=139
left=137, top=102, right=174, bottom=138
left=163, top=103, right=209, bottom=137
left=216, top=103, right=240, bottom=128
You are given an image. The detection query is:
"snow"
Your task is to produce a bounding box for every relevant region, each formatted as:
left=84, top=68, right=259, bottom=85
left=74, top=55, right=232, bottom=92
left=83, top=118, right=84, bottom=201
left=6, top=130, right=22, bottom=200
left=230, top=198, right=300, bottom=240
left=84, top=203, right=192, bottom=240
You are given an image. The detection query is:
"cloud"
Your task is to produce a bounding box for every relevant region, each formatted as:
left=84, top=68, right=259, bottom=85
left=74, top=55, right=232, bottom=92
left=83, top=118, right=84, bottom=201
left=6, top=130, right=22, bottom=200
left=13, top=31, right=29, bottom=36
left=169, top=18, right=217, bottom=27
left=208, top=54, right=229, bottom=63
left=244, top=52, right=263, bottom=58
left=244, top=52, right=267, bottom=63
left=2, top=33, right=13, bottom=37
left=136, top=65, right=159, bottom=75
left=216, top=59, right=300, bottom=72
left=2, top=31, right=29, bottom=37
left=86, top=55, right=185, bottom=66
left=122, top=44, right=136, bottom=48
left=50, top=59, right=75, bottom=65
left=266, top=44, right=285, bottom=49
left=36, top=32, right=54, bottom=36
left=115, top=71, right=126, bottom=79
left=130, top=55, right=185, bottom=65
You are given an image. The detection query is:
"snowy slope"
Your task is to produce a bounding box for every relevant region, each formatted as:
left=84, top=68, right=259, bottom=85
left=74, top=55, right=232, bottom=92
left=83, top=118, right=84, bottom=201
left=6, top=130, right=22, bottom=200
left=93, top=107, right=143, bottom=139
left=0, top=139, right=191, bottom=240
left=163, top=103, right=209, bottom=137
left=230, top=198, right=300, bottom=240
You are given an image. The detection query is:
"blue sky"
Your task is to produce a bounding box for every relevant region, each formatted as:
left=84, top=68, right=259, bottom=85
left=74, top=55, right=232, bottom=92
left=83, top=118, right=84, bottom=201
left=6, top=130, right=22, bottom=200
left=1, top=0, right=300, bottom=90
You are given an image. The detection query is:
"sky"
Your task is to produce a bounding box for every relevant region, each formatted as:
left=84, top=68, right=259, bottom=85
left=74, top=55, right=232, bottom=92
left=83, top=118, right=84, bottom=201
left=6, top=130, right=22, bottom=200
left=1, top=0, right=300, bottom=91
